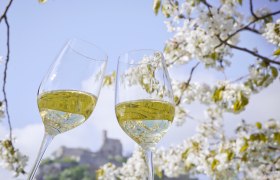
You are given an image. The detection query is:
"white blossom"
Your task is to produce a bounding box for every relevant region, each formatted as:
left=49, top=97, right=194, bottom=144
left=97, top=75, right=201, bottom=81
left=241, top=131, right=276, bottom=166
left=0, top=138, right=28, bottom=177
left=0, top=56, right=3, bottom=64
left=173, top=106, right=188, bottom=126
left=0, top=102, right=5, bottom=120
left=263, top=18, right=280, bottom=47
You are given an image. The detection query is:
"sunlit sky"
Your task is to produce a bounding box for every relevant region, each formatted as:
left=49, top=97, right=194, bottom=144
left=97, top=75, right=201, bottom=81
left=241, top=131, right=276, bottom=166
left=0, top=0, right=280, bottom=179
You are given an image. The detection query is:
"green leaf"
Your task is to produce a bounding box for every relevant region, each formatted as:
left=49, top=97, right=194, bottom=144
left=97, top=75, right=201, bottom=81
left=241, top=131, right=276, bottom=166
left=212, top=86, right=225, bottom=102
left=240, top=93, right=249, bottom=106
left=260, top=61, right=269, bottom=67
left=153, top=0, right=161, bottom=15
left=206, top=52, right=219, bottom=60
left=264, top=15, right=273, bottom=24
left=226, top=151, right=234, bottom=161
left=155, top=167, right=162, bottom=178
left=211, top=52, right=219, bottom=60
left=185, top=163, right=195, bottom=171
left=270, top=66, right=278, bottom=78
left=38, top=0, right=47, bottom=3
left=211, top=159, right=220, bottom=170
left=233, top=100, right=242, bottom=112
left=96, top=168, right=104, bottom=179
left=249, top=134, right=258, bottom=141
left=273, top=132, right=280, bottom=144
left=241, top=153, right=248, bottom=162
left=174, top=96, right=180, bottom=105
left=182, top=148, right=190, bottom=159
left=250, top=133, right=267, bottom=142
left=260, top=133, right=267, bottom=142
left=178, top=14, right=185, bottom=19
left=274, top=24, right=280, bottom=35
left=257, top=74, right=270, bottom=87
left=233, top=92, right=248, bottom=112
left=192, top=142, right=200, bottom=151
left=238, top=0, right=243, bottom=5
left=273, top=48, right=280, bottom=56
left=161, top=5, right=170, bottom=18
left=256, top=122, right=262, bottom=129
left=240, top=139, right=248, bottom=153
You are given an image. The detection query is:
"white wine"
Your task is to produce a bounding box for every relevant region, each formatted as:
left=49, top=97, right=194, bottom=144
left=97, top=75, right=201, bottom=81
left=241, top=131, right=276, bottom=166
left=115, top=99, right=175, bottom=149
left=38, top=90, right=97, bottom=135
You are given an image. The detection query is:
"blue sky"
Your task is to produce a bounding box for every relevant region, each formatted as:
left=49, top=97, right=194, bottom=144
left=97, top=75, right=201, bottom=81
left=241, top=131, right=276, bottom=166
left=0, top=0, right=280, bottom=179
left=3, top=0, right=170, bottom=128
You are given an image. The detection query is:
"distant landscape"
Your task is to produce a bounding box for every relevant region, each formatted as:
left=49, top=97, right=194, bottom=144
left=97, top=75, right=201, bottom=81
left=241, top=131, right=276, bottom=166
left=36, top=130, right=197, bottom=180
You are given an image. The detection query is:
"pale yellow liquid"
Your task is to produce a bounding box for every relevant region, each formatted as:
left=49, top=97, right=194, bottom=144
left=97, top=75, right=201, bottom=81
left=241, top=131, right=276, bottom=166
left=115, top=99, right=175, bottom=149
left=38, top=90, right=97, bottom=135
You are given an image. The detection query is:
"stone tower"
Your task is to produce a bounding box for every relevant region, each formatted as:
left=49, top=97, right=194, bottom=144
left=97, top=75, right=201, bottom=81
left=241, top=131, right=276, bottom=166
left=99, top=130, right=123, bottom=157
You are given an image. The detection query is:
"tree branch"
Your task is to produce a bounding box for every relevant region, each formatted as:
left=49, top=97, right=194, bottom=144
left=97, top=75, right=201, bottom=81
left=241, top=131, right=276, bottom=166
left=0, top=0, right=14, bottom=23
left=225, top=41, right=280, bottom=65
left=167, top=52, right=187, bottom=67
left=249, top=0, right=258, bottom=20
left=215, top=9, right=280, bottom=49
left=176, top=62, right=200, bottom=105
left=201, top=0, right=212, bottom=8
left=244, top=26, right=260, bottom=34
left=1, top=0, right=14, bottom=140
left=3, top=16, right=12, bottom=140
left=186, top=62, right=200, bottom=87
left=230, top=74, right=250, bottom=84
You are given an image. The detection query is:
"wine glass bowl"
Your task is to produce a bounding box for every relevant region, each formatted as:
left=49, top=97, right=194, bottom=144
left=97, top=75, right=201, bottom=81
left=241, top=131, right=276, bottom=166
left=28, top=38, right=107, bottom=180
left=37, top=39, right=107, bottom=136
left=37, top=89, right=98, bottom=136
left=115, top=49, right=175, bottom=179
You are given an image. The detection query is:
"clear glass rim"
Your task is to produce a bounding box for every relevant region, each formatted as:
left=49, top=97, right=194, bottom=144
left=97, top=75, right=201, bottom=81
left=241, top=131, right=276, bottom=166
left=68, top=38, right=108, bottom=62
left=118, top=49, right=163, bottom=65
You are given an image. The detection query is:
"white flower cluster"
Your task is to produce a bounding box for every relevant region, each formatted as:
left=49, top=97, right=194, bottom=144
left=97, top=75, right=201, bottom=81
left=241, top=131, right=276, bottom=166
left=234, top=119, right=280, bottom=179
left=163, top=0, right=242, bottom=69
left=246, top=62, right=279, bottom=92
left=171, top=80, right=252, bottom=125
left=172, top=82, right=212, bottom=104
left=263, top=18, right=280, bottom=47
left=173, top=105, right=188, bottom=126
left=98, top=119, right=280, bottom=179
left=123, top=54, right=162, bottom=94
left=97, top=147, right=147, bottom=180
left=154, top=144, right=186, bottom=177
left=0, top=138, right=28, bottom=177
left=97, top=0, right=280, bottom=179
left=212, top=81, right=251, bottom=113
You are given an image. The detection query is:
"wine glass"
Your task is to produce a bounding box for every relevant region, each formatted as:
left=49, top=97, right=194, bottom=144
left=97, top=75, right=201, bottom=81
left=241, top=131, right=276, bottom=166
left=115, top=49, right=175, bottom=180
left=28, top=38, right=107, bottom=180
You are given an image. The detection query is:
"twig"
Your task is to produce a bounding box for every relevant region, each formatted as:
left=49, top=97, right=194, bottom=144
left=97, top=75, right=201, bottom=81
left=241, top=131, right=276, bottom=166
left=215, top=10, right=280, bottom=49
left=224, top=41, right=280, bottom=65
left=3, top=17, right=12, bottom=140
left=176, top=62, right=200, bottom=105
left=268, top=146, right=280, bottom=151
left=230, top=74, right=250, bottom=84
left=249, top=0, right=258, bottom=20
left=167, top=52, right=187, bottom=67
left=201, top=0, right=212, bottom=8
left=201, top=0, right=213, bottom=16
left=244, top=26, right=260, bottom=34
left=0, top=0, right=13, bottom=23
left=1, top=0, right=14, bottom=140
left=185, top=62, right=200, bottom=87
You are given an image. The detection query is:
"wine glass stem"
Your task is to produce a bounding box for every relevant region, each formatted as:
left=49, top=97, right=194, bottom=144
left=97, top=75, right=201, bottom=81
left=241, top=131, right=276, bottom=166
left=144, top=149, right=154, bottom=180
left=28, top=133, right=54, bottom=180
